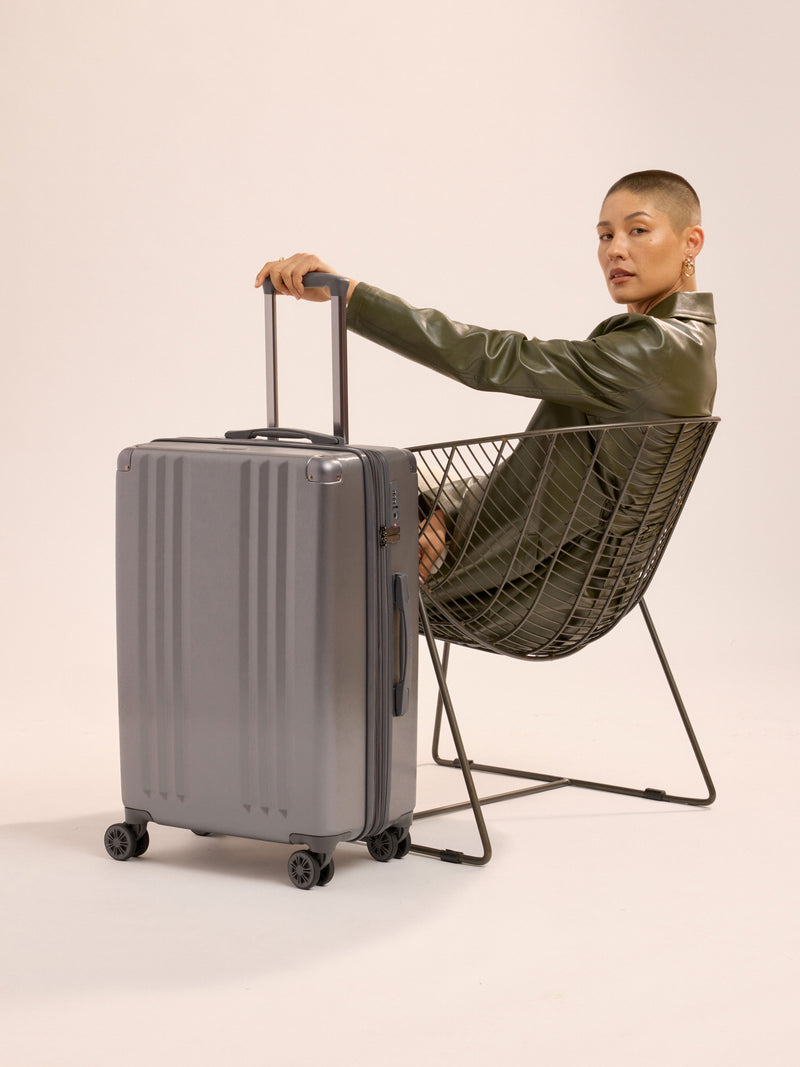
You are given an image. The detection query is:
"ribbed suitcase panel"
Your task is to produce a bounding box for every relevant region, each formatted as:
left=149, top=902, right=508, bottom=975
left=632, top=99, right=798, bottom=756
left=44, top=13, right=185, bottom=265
left=133, top=452, right=187, bottom=804
left=238, top=458, right=294, bottom=817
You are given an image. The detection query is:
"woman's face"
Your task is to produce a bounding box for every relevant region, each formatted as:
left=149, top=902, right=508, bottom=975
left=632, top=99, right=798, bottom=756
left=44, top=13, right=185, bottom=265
left=596, top=189, right=702, bottom=315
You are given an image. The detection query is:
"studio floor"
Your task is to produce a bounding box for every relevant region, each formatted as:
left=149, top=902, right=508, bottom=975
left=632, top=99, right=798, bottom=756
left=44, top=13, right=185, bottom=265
left=2, top=629, right=797, bottom=1067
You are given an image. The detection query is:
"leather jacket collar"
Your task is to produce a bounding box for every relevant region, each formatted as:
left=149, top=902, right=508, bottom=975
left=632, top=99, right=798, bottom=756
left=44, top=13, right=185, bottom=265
left=648, top=292, right=715, bottom=324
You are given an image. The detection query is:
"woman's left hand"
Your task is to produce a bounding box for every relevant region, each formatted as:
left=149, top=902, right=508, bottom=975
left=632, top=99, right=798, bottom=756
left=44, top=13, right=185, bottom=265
left=255, top=252, right=352, bottom=302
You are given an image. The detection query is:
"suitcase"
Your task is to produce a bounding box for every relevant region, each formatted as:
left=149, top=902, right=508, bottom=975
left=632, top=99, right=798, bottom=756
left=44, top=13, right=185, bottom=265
left=105, top=272, right=419, bottom=888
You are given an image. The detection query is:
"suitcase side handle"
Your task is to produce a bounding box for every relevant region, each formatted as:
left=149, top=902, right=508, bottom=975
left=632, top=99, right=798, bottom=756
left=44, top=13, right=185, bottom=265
left=393, top=573, right=414, bottom=717
left=261, top=271, right=350, bottom=443
left=224, top=427, right=346, bottom=447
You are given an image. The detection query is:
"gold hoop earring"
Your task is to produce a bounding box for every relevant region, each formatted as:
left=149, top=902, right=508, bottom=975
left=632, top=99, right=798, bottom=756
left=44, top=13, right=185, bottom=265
left=683, top=255, right=695, bottom=277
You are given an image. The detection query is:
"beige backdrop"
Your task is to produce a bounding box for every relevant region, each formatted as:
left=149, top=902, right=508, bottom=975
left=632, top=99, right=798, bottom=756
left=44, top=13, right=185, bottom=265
left=3, top=3, right=800, bottom=1063
left=2, top=0, right=796, bottom=807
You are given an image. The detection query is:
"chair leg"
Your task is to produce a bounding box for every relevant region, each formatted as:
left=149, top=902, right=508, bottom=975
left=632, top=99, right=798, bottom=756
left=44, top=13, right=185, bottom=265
left=430, top=640, right=450, bottom=766
left=635, top=599, right=716, bottom=805
left=410, top=600, right=570, bottom=865
left=413, top=597, right=715, bottom=861
left=409, top=599, right=493, bottom=865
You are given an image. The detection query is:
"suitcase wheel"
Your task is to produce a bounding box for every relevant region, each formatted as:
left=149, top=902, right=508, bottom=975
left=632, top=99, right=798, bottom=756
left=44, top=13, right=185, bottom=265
left=104, top=823, right=148, bottom=862
left=366, top=829, right=398, bottom=863
left=317, top=857, right=335, bottom=887
left=394, top=831, right=412, bottom=860
left=134, top=829, right=150, bottom=857
left=367, top=827, right=411, bottom=863
left=288, top=850, right=335, bottom=890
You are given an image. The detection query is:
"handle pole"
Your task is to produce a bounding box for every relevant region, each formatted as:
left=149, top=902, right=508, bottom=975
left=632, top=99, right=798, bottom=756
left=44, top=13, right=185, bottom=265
left=331, top=294, right=349, bottom=442
left=264, top=291, right=279, bottom=429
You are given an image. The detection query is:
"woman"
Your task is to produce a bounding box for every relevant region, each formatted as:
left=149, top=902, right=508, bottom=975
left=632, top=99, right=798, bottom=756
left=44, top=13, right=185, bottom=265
left=255, top=170, right=716, bottom=645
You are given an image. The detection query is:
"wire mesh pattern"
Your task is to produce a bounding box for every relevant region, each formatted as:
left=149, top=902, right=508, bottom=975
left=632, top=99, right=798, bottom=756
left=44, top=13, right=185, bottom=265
left=412, top=417, right=718, bottom=659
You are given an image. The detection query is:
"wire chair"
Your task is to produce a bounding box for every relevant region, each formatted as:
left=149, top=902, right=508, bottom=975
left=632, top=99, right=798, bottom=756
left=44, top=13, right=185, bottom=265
left=409, top=416, right=719, bottom=866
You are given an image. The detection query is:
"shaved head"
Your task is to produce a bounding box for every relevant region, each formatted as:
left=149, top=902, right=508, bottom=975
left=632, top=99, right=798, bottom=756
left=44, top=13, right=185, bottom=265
left=603, top=170, right=701, bottom=232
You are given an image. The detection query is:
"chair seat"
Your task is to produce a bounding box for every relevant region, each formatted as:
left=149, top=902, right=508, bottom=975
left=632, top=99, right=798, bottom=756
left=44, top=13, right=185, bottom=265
left=412, top=417, right=717, bottom=658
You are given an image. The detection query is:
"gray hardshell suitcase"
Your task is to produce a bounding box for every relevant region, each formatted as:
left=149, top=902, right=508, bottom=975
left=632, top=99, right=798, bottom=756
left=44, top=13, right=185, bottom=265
left=106, top=273, right=419, bottom=889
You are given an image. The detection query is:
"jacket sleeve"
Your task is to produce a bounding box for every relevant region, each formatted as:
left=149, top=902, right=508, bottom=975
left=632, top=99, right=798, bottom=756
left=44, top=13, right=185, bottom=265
left=347, top=282, right=673, bottom=418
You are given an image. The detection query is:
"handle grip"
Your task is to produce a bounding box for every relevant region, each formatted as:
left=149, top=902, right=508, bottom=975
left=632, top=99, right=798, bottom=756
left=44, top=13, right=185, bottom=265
left=261, top=271, right=349, bottom=442
left=225, top=427, right=345, bottom=446
left=261, top=271, right=350, bottom=299
left=393, top=573, right=414, bottom=717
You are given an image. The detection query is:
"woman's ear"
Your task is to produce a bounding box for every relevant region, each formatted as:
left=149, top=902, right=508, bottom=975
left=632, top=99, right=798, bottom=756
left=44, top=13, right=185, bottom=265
left=685, top=224, right=705, bottom=258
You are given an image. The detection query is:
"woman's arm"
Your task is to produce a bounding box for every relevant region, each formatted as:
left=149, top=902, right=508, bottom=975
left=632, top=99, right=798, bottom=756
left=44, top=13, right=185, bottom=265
left=347, top=283, right=670, bottom=417
left=254, top=253, right=696, bottom=419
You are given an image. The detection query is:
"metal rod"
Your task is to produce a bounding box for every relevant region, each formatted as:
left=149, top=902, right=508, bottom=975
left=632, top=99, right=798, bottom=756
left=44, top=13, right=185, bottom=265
left=410, top=600, right=492, bottom=865
left=409, top=416, right=719, bottom=456
left=431, top=640, right=450, bottom=763
left=331, top=294, right=349, bottom=442
left=264, top=291, right=278, bottom=428
left=414, top=777, right=570, bottom=820
left=638, top=598, right=716, bottom=805
left=436, top=762, right=712, bottom=808
left=435, top=758, right=569, bottom=786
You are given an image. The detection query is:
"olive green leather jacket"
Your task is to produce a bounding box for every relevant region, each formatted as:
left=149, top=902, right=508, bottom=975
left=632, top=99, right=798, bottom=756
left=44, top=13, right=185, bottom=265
left=347, top=284, right=717, bottom=653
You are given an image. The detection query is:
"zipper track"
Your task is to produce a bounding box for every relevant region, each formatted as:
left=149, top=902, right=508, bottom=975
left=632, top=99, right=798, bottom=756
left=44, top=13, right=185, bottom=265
left=355, top=448, right=393, bottom=838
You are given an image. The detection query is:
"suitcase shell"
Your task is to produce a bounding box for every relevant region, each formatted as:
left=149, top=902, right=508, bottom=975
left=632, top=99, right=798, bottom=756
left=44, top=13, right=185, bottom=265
left=115, top=433, right=418, bottom=859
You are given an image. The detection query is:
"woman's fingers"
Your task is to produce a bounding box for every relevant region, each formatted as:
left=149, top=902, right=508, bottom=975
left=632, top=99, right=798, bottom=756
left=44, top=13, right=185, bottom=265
left=254, top=252, right=337, bottom=301
left=254, top=260, right=275, bottom=288
left=419, top=509, right=447, bottom=582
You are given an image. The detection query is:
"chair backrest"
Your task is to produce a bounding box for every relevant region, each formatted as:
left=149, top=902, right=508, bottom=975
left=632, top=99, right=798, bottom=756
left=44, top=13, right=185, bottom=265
left=412, top=417, right=719, bottom=659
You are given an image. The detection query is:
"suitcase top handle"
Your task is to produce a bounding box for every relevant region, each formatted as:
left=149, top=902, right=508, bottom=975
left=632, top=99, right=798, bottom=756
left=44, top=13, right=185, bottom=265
left=261, top=272, right=350, bottom=442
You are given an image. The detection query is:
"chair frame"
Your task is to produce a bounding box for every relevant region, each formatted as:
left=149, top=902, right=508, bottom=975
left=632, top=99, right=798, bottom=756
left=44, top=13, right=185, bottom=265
left=407, top=418, right=719, bottom=866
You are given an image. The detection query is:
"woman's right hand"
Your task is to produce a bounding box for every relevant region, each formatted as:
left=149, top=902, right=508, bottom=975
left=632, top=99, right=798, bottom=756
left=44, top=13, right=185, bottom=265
left=419, top=509, right=447, bottom=582
left=255, top=252, right=356, bottom=303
